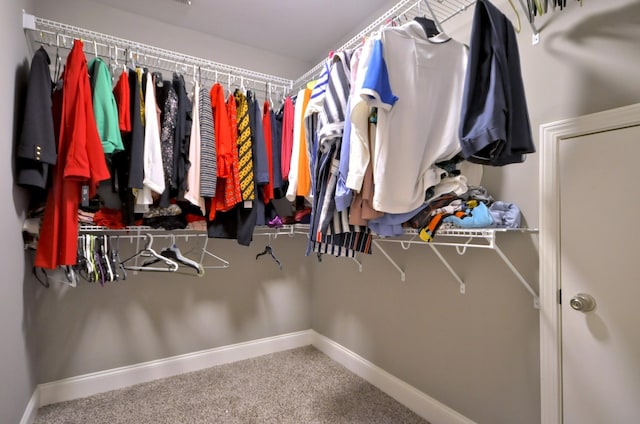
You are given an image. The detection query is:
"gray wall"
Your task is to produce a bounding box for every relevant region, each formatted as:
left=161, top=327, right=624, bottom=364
left=1, top=0, right=39, bottom=423
left=32, top=0, right=311, bottom=80
left=33, top=236, right=313, bottom=383
left=312, top=1, right=640, bottom=423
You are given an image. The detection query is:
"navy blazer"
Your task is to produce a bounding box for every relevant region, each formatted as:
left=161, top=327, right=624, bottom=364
left=458, top=0, right=536, bottom=166
left=17, top=47, right=57, bottom=189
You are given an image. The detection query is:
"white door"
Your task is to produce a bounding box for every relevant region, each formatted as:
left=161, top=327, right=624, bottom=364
left=559, top=124, right=640, bottom=423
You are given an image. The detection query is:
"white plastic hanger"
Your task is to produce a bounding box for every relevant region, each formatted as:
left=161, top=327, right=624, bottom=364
left=122, top=234, right=179, bottom=272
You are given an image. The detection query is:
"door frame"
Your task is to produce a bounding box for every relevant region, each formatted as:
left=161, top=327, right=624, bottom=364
left=539, top=102, right=640, bottom=424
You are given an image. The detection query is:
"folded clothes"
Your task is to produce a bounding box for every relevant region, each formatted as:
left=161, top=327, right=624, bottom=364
left=443, top=202, right=494, bottom=228
left=489, top=201, right=521, bottom=228
left=94, top=208, right=125, bottom=229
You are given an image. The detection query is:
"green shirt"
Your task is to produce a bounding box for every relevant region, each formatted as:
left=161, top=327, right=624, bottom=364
left=88, top=57, right=124, bottom=154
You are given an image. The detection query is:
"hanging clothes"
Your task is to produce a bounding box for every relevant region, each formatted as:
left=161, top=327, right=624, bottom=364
left=279, top=96, right=294, bottom=182
left=307, top=51, right=373, bottom=257
left=112, top=70, right=131, bottom=133
left=198, top=86, right=217, bottom=198
left=135, top=71, right=165, bottom=213
left=208, top=83, right=240, bottom=219
left=158, top=78, right=178, bottom=207
left=247, top=90, right=270, bottom=226
left=458, top=0, right=535, bottom=165
left=350, top=21, right=467, bottom=215
left=88, top=57, right=124, bottom=156
left=270, top=105, right=284, bottom=197
left=35, top=40, right=110, bottom=269
left=234, top=89, right=256, bottom=202
left=111, top=68, right=144, bottom=226
left=184, top=80, right=205, bottom=215
left=172, top=73, right=192, bottom=197
left=262, top=100, right=275, bottom=204
left=16, top=47, right=56, bottom=192
left=285, top=87, right=312, bottom=201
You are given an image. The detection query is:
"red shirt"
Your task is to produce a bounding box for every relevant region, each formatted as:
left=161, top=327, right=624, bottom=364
left=113, top=70, right=131, bottom=132
left=35, top=40, right=110, bottom=269
left=207, top=84, right=241, bottom=220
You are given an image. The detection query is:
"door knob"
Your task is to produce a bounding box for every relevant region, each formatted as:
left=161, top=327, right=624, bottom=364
left=569, top=293, right=596, bottom=312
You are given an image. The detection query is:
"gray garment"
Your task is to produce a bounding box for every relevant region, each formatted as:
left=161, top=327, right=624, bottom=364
left=199, top=87, right=217, bottom=198
left=248, top=91, right=269, bottom=184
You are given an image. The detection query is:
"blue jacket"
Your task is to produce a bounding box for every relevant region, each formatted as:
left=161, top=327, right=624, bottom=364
left=458, top=0, right=535, bottom=166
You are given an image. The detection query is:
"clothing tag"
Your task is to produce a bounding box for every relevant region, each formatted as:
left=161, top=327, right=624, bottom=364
left=243, top=201, right=253, bottom=209
left=81, top=185, right=90, bottom=207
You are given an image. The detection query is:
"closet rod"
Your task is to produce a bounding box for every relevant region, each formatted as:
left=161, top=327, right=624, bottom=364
left=22, top=12, right=294, bottom=91
left=292, top=0, right=476, bottom=90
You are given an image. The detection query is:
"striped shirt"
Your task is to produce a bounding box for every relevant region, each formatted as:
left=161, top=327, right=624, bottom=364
left=199, top=87, right=217, bottom=197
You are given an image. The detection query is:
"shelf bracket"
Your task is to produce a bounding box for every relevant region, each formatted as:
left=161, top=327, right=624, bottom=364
left=352, top=256, right=363, bottom=273
left=428, top=244, right=466, bottom=294
left=492, top=243, right=540, bottom=308
left=372, top=239, right=406, bottom=282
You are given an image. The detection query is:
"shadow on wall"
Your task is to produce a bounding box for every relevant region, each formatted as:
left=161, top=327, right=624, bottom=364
left=30, top=236, right=312, bottom=383
left=544, top=2, right=640, bottom=115
left=14, top=58, right=40, bottom=389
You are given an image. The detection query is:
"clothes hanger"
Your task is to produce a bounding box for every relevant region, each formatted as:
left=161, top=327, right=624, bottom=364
left=256, top=236, right=282, bottom=270
left=111, top=235, right=127, bottom=280
left=122, top=233, right=179, bottom=272
left=144, top=234, right=205, bottom=276
left=199, top=238, right=231, bottom=269
left=508, top=0, right=523, bottom=33
left=413, top=16, right=440, bottom=38
left=101, top=235, right=115, bottom=283
left=422, top=0, right=449, bottom=39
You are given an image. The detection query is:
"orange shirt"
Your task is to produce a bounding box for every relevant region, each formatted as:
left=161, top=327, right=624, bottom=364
left=208, top=84, right=242, bottom=219
left=296, top=88, right=313, bottom=197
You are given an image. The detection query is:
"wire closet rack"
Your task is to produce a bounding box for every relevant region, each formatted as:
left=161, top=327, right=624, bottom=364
left=22, top=13, right=295, bottom=99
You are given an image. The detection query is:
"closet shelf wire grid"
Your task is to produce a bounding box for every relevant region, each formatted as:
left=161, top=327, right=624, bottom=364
left=292, top=0, right=478, bottom=91
left=22, top=13, right=294, bottom=94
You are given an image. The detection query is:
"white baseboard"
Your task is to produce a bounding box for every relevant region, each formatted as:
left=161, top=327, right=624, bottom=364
left=19, top=390, right=39, bottom=424
left=311, top=331, right=477, bottom=424
left=37, top=329, right=314, bottom=407
left=34, top=329, right=474, bottom=424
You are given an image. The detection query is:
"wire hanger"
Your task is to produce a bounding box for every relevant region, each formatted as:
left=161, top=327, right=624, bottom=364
left=144, top=234, right=205, bottom=276
left=198, top=238, right=230, bottom=269
left=256, top=236, right=282, bottom=270
left=508, top=0, right=523, bottom=33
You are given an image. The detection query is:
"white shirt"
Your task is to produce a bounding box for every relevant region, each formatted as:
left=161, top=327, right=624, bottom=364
left=354, top=21, right=467, bottom=214
left=135, top=72, right=165, bottom=211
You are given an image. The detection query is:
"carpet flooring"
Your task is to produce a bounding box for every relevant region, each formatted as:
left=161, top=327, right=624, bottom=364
left=35, top=346, right=429, bottom=423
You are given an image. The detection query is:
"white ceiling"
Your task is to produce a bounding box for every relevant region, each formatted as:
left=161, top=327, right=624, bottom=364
left=91, top=0, right=401, bottom=65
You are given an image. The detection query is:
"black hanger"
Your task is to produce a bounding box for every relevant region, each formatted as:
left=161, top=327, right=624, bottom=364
left=414, top=16, right=440, bottom=38
left=122, top=234, right=179, bottom=272
left=256, top=245, right=282, bottom=270
left=159, top=235, right=205, bottom=276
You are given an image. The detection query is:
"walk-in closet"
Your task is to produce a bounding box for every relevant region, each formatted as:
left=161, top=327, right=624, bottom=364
left=3, top=0, right=640, bottom=423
